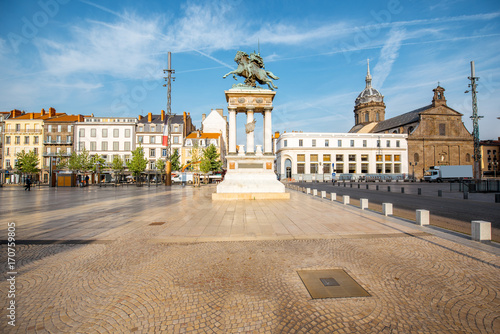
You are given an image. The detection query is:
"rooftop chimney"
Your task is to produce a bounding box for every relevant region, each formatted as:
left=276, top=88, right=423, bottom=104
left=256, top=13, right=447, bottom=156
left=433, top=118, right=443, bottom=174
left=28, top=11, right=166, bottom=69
left=138, top=115, right=143, bottom=121
left=202, top=113, right=206, bottom=122
left=11, top=109, right=23, bottom=118
left=148, top=112, right=152, bottom=122
left=48, top=107, right=56, bottom=117
left=78, top=114, right=84, bottom=122
left=30, top=113, right=34, bottom=119
left=161, top=109, right=165, bottom=121
left=41, top=108, right=46, bottom=116
left=216, top=108, right=223, bottom=116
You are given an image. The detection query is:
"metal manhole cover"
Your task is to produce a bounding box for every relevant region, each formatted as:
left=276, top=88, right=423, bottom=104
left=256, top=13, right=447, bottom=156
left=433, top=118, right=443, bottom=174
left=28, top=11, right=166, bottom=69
left=149, top=222, right=165, bottom=226
left=297, top=269, right=370, bottom=299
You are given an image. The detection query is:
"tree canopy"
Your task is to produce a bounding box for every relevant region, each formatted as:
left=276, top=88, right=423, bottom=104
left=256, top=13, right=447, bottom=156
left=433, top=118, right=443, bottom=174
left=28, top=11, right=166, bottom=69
left=127, top=146, right=148, bottom=177
left=200, top=144, right=222, bottom=173
left=170, top=148, right=181, bottom=171
left=15, top=150, right=40, bottom=175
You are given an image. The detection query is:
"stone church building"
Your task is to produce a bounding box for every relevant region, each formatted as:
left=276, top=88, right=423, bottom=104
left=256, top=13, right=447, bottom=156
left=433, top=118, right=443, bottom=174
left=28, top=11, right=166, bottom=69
left=349, top=61, right=474, bottom=179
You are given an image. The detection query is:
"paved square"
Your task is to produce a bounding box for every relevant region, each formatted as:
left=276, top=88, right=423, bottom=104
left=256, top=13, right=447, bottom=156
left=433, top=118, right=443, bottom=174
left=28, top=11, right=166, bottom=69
left=0, top=185, right=499, bottom=333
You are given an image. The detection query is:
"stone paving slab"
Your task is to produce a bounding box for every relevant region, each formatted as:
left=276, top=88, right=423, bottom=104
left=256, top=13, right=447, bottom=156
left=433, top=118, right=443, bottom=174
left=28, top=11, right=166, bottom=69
left=0, top=185, right=499, bottom=333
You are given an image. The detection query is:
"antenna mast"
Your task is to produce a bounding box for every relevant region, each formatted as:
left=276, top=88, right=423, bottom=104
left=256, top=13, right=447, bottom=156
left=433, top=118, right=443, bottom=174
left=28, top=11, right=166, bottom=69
left=467, top=61, right=483, bottom=181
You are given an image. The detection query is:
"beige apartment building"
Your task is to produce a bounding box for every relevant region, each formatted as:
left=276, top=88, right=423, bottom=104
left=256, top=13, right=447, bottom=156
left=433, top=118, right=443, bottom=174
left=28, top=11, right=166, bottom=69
left=3, top=108, right=65, bottom=183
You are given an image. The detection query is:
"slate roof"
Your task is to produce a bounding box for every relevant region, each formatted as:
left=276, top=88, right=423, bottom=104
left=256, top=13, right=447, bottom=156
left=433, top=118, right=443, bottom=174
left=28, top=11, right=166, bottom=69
left=137, top=114, right=184, bottom=124
left=371, top=105, right=432, bottom=133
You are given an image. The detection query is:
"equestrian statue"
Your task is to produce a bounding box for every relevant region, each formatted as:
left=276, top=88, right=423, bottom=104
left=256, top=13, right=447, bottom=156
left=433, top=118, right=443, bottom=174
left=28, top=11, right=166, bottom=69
left=223, top=51, right=279, bottom=90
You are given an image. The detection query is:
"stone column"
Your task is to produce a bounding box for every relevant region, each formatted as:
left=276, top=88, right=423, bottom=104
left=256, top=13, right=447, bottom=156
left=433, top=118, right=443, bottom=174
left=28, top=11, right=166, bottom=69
left=228, top=107, right=237, bottom=154
left=246, top=107, right=255, bottom=154
left=264, top=107, right=273, bottom=154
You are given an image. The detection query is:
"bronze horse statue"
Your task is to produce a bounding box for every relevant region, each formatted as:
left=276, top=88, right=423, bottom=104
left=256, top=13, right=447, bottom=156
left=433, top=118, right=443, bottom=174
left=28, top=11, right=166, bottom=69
left=223, top=51, right=279, bottom=90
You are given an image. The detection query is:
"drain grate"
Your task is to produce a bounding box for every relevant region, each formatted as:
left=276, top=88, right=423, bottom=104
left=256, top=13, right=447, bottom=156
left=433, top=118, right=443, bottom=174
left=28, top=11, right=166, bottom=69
left=297, top=269, right=370, bottom=299
left=149, top=222, right=165, bottom=226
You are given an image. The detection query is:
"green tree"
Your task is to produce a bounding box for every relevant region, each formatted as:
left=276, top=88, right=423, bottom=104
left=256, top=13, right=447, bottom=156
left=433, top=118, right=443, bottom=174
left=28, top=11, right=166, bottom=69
left=56, top=152, right=69, bottom=170
left=200, top=144, right=222, bottom=173
left=79, top=148, right=93, bottom=173
left=15, top=150, right=40, bottom=175
left=127, top=146, right=148, bottom=185
left=67, top=151, right=82, bottom=172
left=169, top=149, right=181, bottom=171
left=189, top=142, right=201, bottom=171
left=111, top=155, right=125, bottom=184
left=155, top=159, right=166, bottom=173
left=90, top=154, right=106, bottom=173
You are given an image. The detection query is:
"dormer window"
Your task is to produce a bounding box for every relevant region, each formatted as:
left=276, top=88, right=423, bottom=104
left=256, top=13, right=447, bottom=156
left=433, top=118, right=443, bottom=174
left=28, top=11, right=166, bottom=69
left=186, top=139, right=192, bottom=146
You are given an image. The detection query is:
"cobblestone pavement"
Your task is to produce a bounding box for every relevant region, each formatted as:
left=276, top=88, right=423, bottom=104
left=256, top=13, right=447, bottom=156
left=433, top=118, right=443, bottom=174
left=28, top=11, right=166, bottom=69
left=0, top=186, right=499, bottom=333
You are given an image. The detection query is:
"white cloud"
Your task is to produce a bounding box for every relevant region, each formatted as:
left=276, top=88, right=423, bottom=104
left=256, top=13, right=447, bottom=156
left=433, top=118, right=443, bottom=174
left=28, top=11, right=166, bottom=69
left=36, top=12, right=164, bottom=79
left=0, top=37, right=7, bottom=56
left=372, top=27, right=406, bottom=89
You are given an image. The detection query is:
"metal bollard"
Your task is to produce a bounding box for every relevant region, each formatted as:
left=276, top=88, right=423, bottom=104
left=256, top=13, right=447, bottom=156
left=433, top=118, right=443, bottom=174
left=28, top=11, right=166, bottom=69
left=418, top=188, right=421, bottom=195
left=438, top=190, right=442, bottom=197
left=495, top=194, right=500, bottom=203
left=401, top=187, right=405, bottom=194
left=387, top=186, right=391, bottom=192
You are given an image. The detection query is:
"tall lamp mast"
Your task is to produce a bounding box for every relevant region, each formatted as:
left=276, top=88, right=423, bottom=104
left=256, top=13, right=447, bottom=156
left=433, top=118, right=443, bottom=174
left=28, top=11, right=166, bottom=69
left=163, top=52, right=175, bottom=185
left=466, top=61, right=483, bottom=181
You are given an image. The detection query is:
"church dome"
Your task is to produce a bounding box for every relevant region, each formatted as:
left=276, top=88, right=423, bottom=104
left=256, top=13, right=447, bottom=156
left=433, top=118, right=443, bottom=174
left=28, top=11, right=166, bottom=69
left=355, top=87, right=383, bottom=106
left=355, top=59, right=384, bottom=106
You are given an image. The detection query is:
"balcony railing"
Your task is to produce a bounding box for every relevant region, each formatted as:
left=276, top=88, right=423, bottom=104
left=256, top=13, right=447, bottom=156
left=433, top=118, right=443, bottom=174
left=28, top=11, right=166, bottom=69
left=43, top=140, right=73, bottom=144
left=4, top=129, right=42, bottom=134
left=43, top=152, right=71, bottom=157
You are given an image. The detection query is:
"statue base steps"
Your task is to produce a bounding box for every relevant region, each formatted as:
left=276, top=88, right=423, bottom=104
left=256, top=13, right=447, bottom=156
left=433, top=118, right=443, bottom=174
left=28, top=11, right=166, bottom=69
left=213, top=154, right=289, bottom=200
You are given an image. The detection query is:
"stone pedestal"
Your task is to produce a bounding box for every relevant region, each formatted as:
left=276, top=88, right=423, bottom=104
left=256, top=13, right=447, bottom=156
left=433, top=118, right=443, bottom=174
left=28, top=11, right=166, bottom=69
left=213, top=87, right=289, bottom=200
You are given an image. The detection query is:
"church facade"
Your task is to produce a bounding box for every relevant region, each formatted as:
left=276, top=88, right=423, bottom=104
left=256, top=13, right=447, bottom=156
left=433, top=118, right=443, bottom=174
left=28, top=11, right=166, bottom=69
left=349, top=61, right=474, bottom=180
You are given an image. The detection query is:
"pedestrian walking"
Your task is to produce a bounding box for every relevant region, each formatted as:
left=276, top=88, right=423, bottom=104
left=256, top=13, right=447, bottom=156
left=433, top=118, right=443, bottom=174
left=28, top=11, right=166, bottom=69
left=24, top=177, right=32, bottom=191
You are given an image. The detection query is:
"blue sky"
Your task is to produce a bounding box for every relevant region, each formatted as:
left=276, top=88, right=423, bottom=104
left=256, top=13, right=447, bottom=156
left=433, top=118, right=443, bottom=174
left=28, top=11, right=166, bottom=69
left=1, top=0, right=499, bottom=143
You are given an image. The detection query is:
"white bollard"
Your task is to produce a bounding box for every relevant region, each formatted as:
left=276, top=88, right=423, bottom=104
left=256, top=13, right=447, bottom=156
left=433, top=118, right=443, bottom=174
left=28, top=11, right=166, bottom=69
left=382, top=203, right=393, bottom=216
left=360, top=198, right=368, bottom=210
left=416, top=209, right=429, bottom=226
left=343, top=195, right=350, bottom=205
left=321, top=191, right=326, bottom=198
left=331, top=193, right=336, bottom=201
left=313, top=189, right=317, bottom=196
left=306, top=188, right=311, bottom=194
left=471, top=221, right=491, bottom=241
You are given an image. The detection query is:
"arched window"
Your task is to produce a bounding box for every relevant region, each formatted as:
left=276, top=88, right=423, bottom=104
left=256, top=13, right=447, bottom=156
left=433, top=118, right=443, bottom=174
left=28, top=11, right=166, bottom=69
left=393, top=129, right=399, bottom=134
left=414, top=153, right=419, bottom=162
left=364, top=113, right=369, bottom=122
left=375, top=112, right=380, bottom=121
left=408, top=126, right=414, bottom=134
left=466, top=153, right=471, bottom=162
